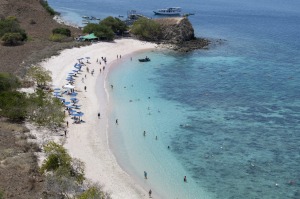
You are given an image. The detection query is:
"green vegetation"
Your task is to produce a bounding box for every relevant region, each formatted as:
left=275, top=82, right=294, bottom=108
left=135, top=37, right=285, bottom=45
left=131, top=18, right=162, bottom=41
left=83, top=23, right=115, bottom=41
left=0, top=70, right=64, bottom=126
left=0, top=72, right=21, bottom=92
left=100, top=16, right=127, bottom=35
left=52, top=27, right=71, bottom=37
left=39, top=0, right=56, bottom=16
left=27, top=89, right=65, bottom=127
left=0, top=73, right=27, bottom=121
left=0, top=17, right=27, bottom=45
left=82, top=16, right=128, bottom=41
left=0, top=190, right=3, bottom=199
left=42, top=142, right=111, bottom=198
left=0, top=91, right=28, bottom=121
left=49, top=33, right=68, bottom=42
left=27, top=65, right=52, bottom=87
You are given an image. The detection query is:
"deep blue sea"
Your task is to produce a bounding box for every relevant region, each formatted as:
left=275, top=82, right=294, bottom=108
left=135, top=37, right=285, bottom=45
left=48, top=0, right=300, bottom=198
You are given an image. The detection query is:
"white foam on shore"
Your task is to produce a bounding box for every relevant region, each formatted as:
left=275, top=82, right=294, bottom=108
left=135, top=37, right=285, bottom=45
left=39, top=39, right=158, bottom=198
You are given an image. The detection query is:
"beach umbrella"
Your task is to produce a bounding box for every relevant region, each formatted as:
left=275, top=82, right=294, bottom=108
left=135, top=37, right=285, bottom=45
left=72, top=112, right=84, bottom=117
left=63, top=84, right=75, bottom=89
left=64, top=101, right=71, bottom=105
left=86, top=57, right=90, bottom=59
left=54, top=88, right=61, bottom=91
left=66, top=105, right=75, bottom=109
left=69, top=92, right=78, bottom=96
left=73, top=69, right=79, bottom=73
left=74, top=104, right=81, bottom=109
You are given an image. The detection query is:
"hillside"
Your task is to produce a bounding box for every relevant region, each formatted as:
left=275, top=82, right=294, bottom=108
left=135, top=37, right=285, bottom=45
left=0, top=0, right=82, bottom=76
left=0, top=1, right=83, bottom=198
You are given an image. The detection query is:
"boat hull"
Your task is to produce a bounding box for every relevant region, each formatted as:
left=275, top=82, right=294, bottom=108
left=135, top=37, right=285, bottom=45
left=153, top=11, right=181, bottom=15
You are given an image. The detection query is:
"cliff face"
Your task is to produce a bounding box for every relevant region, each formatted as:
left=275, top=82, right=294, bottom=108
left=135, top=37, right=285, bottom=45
left=155, top=17, right=195, bottom=44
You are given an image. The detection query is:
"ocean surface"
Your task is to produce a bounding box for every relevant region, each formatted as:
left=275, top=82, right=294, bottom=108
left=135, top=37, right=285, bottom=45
left=48, top=0, right=300, bottom=198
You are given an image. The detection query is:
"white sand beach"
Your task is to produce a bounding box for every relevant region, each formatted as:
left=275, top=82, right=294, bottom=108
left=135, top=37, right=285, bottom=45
left=40, top=39, right=157, bottom=198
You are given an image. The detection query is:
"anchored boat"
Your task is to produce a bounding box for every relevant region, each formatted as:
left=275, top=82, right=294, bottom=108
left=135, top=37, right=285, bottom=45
left=153, top=7, right=181, bottom=15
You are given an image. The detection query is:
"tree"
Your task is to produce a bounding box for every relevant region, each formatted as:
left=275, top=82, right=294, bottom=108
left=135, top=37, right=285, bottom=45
left=131, top=18, right=162, bottom=41
left=83, top=23, right=115, bottom=41
left=100, top=16, right=127, bottom=35
left=27, top=65, right=52, bottom=87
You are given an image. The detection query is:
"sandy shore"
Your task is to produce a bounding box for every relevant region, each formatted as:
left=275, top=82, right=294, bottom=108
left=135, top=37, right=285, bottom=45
left=40, top=39, right=157, bottom=198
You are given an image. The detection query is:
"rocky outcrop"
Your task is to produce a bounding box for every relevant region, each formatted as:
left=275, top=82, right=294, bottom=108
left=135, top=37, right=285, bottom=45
left=154, top=17, right=210, bottom=52
left=155, top=17, right=195, bottom=44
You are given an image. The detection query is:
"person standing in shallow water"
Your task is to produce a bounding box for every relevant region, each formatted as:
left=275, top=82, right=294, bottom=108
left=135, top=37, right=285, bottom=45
left=184, top=176, right=187, bottom=182
left=116, top=119, right=118, bottom=125
left=144, top=171, right=147, bottom=179
left=149, top=189, right=152, bottom=197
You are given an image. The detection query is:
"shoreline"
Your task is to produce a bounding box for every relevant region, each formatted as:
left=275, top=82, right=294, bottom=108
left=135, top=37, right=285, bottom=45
left=39, top=39, right=159, bottom=198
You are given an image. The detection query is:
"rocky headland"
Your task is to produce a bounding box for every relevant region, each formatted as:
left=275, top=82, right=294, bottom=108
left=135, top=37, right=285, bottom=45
left=154, top=17, right=211, bottom=52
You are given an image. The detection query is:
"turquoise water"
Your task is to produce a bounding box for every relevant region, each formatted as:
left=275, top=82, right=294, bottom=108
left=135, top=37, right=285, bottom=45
left=48, top=0, right=300, bottom=198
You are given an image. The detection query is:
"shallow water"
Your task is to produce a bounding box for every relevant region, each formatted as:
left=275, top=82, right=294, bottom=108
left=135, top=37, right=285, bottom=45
left=48, top=0, right=300, bottom=198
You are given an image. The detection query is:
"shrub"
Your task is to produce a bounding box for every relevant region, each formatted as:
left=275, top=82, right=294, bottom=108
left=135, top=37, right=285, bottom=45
left=39, top=0, right=56, bottom=16
left=0, top=17, right=27, bottom=45
left=27, top=89, right=65, bottom=127
left=0, top=91, right=28, bottom=121
left=52, top=28, right=71, bottom=37
left=1, top=32, right=23, bottom=45
left=131, top=18, right=162, bottom=41
left=49, top=33, right=67, bottom=42
left=41, top=142, right=72, bottom=173
left=0, top=72, right=21, bottom=92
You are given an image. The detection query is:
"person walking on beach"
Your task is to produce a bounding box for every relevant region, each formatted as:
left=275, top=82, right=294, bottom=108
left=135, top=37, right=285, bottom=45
left=84, top=86, right=87, bottom=92
left=149, top=189, right=152, bottom=198
left=64, top=129, right=67, bottom=137
left=66, top=121, right=69, bottom=127
left=98, top=112, right=100, bottom=119
left=144, top=171, right=147, bottom=179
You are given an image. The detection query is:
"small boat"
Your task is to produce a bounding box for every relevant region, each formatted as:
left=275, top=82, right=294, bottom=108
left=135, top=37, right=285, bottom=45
left=153, top=7, right=181, bottom=15
left=138, top=57, right=150, bottom=62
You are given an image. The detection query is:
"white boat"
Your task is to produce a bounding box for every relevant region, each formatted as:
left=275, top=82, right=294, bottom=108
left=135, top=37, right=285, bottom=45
left=153, top=7, right=181, bottom=15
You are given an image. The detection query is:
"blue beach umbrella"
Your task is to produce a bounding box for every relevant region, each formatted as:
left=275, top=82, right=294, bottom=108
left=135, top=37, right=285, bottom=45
left=69, top=92, right=78, bottom=96
left=54, top=88, right=61, bottom=91
left=64, top=101, right=71, bottom=105
left=85, top=57, right=90, bottom=59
